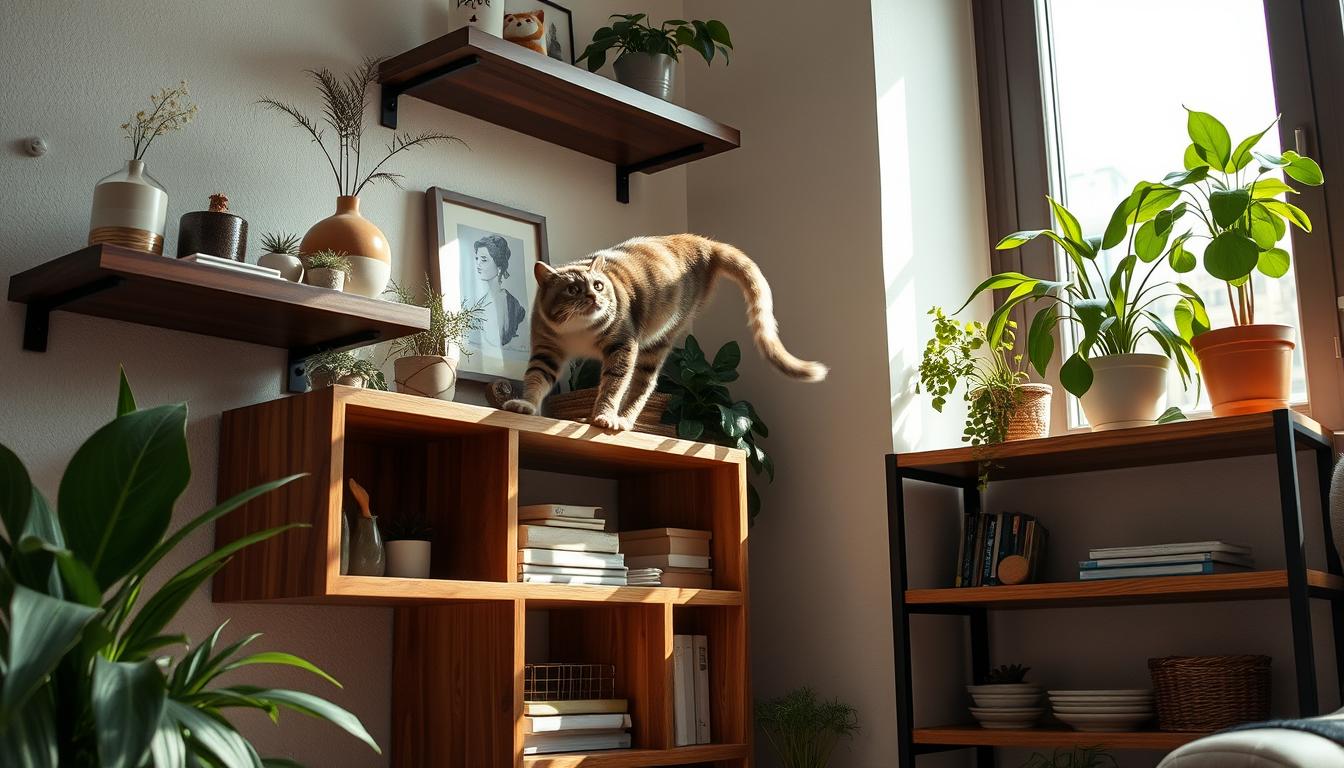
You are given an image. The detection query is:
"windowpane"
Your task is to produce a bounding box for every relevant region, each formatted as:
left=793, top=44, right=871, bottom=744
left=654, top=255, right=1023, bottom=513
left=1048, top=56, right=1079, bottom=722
left=1038, top=0, right=1308, bottom=425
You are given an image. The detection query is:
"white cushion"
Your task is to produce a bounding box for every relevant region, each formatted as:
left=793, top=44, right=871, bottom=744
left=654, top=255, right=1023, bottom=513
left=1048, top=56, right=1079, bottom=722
left=1158, top=710, right=1344, bottom=768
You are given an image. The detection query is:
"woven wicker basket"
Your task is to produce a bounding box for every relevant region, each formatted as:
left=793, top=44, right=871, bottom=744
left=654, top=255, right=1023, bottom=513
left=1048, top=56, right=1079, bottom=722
left=1149, top=655, right=1271, bottom=731
left=1004, top=383, right=1052, bottom=442
left=544, top=389, right=676, bottom=437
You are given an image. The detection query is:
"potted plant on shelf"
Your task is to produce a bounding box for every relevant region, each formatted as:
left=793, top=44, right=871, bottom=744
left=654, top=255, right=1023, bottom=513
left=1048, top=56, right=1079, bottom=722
left=964, top=193, right=1206, bottom=431
left=545, top=358, right=676, bottom=435
left=383, top=512, right=433, bottom=579
left=1173, top=109, right=1324, bottom=416
left=577, top=14, right=732, bottom=102
left=89, top=81, right=198, bottom=255
left=258, top=230, right=304, bottom=281
left=305, top=349, right=388, bottom=389
left=385, top=277, right=486, bottom=401
left=303, top=249, right=353, bottom=290
left=756, top=687, right=859, bottom=768
left=0, top=369, right=379, bottom=765
left=259, top=58, right=464, bottom=297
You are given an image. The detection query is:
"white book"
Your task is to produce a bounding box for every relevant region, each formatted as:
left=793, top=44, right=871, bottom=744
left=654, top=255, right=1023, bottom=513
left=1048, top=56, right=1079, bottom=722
left=519, top=504, right=603, bottom=520
left=1078, top=562, right=1249, bottom=580
left=692, top=634, right=711, bottom=745
left=519, top=525, right=620, bottom=553
left=522, top=730, right=632, bottom=754
left=523, top=518, right=609, bottom=531
left=1080, top=551, right=1254, bottom=569
left=1088, top=541, right=1252, bottom=560
left=521, top=573, right=628, bottom=586
left=624, top=554, right=711, bottom=570
left=524, top=714, right=632, bottom=733
left=519, top=548, right=625, bottom=569
left=673, top=635, right=695, bottom=746
left=519, top=564, right=629, bottom=577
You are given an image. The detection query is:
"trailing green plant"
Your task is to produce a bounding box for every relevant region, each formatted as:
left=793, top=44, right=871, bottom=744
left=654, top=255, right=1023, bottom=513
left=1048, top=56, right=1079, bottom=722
left=382, top=512, right=433, bottom=542
left=986, top=664, right=1030, bottom=685
left=917, top=307, right=1029, bottom=450
left=1170, top=109, right=1323, bottom=327
left=384, top=276, right=487, bottom=359
left=303, top=249, right=353, bottom=273
left=656, top=335, right=772, bottom=522
left=0, top=369, right=379, bottom=766
left=260, top=231, right=302, bottom=255
left=1021, top=747, right=1118, bottom=768
left=258, top=57, right=464, bottom=197
left=577, top=14, right=732, bottom=72
left=756, top=687, right=859, bottom=768
left=305, top=349, right=388, bottom=390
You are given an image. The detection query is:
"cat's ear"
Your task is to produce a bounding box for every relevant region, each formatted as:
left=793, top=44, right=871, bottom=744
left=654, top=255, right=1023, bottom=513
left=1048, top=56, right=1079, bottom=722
left=534, top=261, right=558, bottom=282
left=504, top=13, right=515, bottom=23
left=591, top=253, right=606, bottom=273
left=536, top=9, right=544, bottom=22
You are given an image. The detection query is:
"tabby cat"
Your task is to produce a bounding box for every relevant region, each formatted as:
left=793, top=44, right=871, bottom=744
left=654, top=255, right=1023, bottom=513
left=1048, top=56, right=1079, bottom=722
left=503, top=234, right=826, bottom=431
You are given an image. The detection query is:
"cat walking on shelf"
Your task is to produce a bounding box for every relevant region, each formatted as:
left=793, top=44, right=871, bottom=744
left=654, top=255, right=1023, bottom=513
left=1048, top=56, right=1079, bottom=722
left=503, top=234, right=827, bottom=432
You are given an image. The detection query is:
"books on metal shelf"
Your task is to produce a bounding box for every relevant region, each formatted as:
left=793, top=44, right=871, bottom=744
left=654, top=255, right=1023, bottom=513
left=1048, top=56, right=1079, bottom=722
left=522, top=699, right=632, bottom=754
left=1078, top=540, right=1254, bottom=581
left=518, top=505, right=626, bottom=586
left=672, top=634, right=712, bottom=746
left=620, top=529, right=713, bottom=589
left=954, top=513, right=1048, bottom=587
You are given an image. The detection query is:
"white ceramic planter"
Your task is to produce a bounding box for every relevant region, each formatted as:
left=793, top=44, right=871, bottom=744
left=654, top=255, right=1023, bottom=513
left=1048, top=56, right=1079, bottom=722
left=446, top=0, right=505, bottom=34
left=346, top=254, right=391, bottom=297
left=1078, top=353, right=1170, bottom=431
left=258, top=252, right=304, bottom=282
left=394, top=348, right=461, bottom=400
left=88, top=159, right=169, bottom=254
left=386, top=539, right=432, bottom=578
left=304, top=267, right=346, bottom=291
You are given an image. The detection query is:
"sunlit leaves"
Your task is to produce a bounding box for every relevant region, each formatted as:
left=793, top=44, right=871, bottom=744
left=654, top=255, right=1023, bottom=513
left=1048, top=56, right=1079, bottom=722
left=1203, top=231, right=1260, bottom=281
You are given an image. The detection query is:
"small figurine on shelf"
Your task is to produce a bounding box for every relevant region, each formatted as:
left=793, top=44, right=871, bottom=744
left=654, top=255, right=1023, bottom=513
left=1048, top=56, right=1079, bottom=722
left=347, top=478, right=385, bottom=577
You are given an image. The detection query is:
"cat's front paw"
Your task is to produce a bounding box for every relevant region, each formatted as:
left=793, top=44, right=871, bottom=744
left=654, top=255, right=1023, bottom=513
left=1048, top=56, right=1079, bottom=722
left=502, top=399, right=537, bottom=416
left=590, top=411, right=631, bottom=432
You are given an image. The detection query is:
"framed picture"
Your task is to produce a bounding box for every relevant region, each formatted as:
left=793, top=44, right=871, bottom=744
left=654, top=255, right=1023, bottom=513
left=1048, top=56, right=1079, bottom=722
left=425, top=187, right=549, bottom=384
left=505, top=0, right=575, bottom=64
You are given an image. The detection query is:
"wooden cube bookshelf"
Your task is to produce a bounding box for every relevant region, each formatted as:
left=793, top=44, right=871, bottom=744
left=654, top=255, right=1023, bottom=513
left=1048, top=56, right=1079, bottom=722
left=213, top=386, right=752, bottom=767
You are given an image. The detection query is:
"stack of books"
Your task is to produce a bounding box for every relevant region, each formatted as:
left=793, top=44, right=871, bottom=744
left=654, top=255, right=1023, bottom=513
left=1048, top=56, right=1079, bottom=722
left=518, top=504, right=626, bottom=586
left=523, top=698, right=632, bottom=755
left=619, top=528, right=713, bottom=588
left=954, top=513, right=1047, bottom=587
left=672, top=634, right=712, bottom=746
left=1079, top=541, right=1253, bottom=580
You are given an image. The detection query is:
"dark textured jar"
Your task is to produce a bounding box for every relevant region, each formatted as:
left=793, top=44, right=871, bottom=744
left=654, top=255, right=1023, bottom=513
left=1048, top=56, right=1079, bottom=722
left=177, top=193, right=247, bottom=261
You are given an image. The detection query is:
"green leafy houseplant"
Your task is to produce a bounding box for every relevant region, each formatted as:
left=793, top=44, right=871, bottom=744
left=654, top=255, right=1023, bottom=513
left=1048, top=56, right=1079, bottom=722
left=303, top=249, right=353, bottom=274
left=384, top=277, right=487, bottom=359
left=756, top=688, right=859, bottom=768
left=1021, top=747, right=1118, bottom=768
left=917, top=307, right=1030, bottom=448
left=0, top=370, right=378, bottom=766
left=656, top=336, right=772, bottom=522
left=305, top=349, right=388, bottom=390
left=260, top=231, right=301, bottom=255
left=577, top=14, right=732, bottom=72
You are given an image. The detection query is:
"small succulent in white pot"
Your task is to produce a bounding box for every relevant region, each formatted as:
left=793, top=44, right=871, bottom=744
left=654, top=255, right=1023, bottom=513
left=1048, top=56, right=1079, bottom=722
left=385, top=277, right=487, bottom=401
left=383, top=512, right=433, bottom=579
left=258, top=230, right=304, bottom=281
left=303, top=249, right=352, bottom=290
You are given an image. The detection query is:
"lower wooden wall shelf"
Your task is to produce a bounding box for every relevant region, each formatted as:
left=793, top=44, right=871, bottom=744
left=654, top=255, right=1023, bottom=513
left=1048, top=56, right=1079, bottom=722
left=913, top=726, right=1204, bottom=752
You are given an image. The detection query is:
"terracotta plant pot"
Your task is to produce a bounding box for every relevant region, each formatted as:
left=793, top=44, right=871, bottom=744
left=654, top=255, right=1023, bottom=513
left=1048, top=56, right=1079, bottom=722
left=394, top=349, right=461, bottom=400
left=304, top=267, right=346, bottom=291
left=300, top=196, right=391, bottom=298
left=1005, top=383, right=1052, bottom=441
left=1078, top=353, right=1170, bottom=431
left=1192, top=324, right=1295, bottom=417
left=385, top=539, right=432, bottom=578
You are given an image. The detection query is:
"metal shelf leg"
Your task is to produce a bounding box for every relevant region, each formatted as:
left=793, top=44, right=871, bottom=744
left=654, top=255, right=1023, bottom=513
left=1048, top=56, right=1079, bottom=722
left=1274, top=409, right=1319, bottom=716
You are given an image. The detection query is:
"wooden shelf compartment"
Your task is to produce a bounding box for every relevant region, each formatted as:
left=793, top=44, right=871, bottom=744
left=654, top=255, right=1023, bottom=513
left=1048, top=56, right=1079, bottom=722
left=522, top=743, right=749, bottom=767
left=378, top=27, right=740, bottom=203
left=672, top=606, right=751, bottom=752
left=906, top=569, right=1344, bottom=610
left=8, top=245, right=428, bottom=361
left=914, top=725, right=1206, bottom=751
left=896, top=410, right=1332, bottom=482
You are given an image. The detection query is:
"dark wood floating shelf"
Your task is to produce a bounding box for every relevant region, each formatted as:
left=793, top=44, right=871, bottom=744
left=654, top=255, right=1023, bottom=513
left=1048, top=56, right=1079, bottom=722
left=896, top=410, right=1333, bottom=482
left=378, top=26, right=741, bottom=203
left=8, top=245, right=428, bottom=389
left=914, top=726, right=1206, bottom=751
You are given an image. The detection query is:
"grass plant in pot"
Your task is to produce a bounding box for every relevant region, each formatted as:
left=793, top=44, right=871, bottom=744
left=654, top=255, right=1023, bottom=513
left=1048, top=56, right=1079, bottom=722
left=756, top=687, right=859, bottom=768
left=383, top=512, right=433, bottom=579
left=305, top=348, right=388, bottom=389
left=303, top=249, right=352, bottom=290
left=967, top=194, right=1206, bottom=431
left=258, top=230, right=304, bottom=281
left=385, top=277, right=486, bottom=401
left=1172, top=110, right=1324, bottom=416
left=578, top=14, right=732, bottom=102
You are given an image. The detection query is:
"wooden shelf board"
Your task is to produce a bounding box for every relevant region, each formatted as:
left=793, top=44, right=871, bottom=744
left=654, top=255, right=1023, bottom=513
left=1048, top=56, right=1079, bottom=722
left=523, top=743, right=749, bottom=767
left=915, top=725, right=1205, bottom=751
left=8, top=245, right=427, bottom=352
left=379, top=27, right=739, bottom=172
left=906, top=569, right=1344, bottom=609
left=316, top=575, right=742, bottom=606
left=896, top=411, right=1332, bottom=481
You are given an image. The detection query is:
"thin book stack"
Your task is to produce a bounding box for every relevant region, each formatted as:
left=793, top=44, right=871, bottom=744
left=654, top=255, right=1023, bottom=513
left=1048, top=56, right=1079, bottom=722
left=518, top=504, right=627, bottom=586
left=1079, top=541, right=1254, bottom=580
left=954, top=513, right=1048, bottom=587
left=619, top=528, right=713, bottom=588
left=523, top=698, right=632, bottom=755
left=672, top=634, right=712, bottom=746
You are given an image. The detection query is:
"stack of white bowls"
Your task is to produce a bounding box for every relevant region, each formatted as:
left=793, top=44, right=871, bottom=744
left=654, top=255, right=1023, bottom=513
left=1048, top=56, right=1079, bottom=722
left=1048, top=689, right=1155, bottom=732
left=966, top=683, right=1044, bottom=729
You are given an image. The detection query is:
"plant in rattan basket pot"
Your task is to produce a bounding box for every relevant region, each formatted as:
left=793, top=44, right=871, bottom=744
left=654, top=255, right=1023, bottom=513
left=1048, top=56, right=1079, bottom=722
left=385, top=277, right=486, bottom=401
left=548, top=359, right=675, bottom=436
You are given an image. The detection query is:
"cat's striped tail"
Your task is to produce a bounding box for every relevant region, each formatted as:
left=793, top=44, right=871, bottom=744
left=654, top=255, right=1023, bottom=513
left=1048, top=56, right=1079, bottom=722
left=713, top=243, right=828, bottom=382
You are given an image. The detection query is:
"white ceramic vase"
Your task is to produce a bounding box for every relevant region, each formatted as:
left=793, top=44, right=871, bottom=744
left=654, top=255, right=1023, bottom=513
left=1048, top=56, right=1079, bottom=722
left=347, top=255, right=391, bottom=298
left=304, top=267, right=346, bottom=291
left=258, top=252, right=304, bottom=282
left=446, top=0, right=505, bottom=34
left=1078, top=353, right=1170, bottom=431
left=88, top=159, right=168, bottom=255
left=394, top=347, right=461, bottom=400
left=386, top=540, right=432, bottom=578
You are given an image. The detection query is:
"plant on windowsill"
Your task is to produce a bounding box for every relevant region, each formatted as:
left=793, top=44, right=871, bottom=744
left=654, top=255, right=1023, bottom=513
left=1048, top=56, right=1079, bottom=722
left=1170, top=109, right=1324, bottom=417
left=577, top=14, right=732, bottom=101
left=384, top=277, right=486, bottom=402
left=962, top=192, right=1206, bottom=432
left=0, top=369, right=379, bottom=766
left=756, top=687, right=859, bottom=768
left=305, top=348, right=388, bottom=390
left=382, top=512, right=433, bottom=579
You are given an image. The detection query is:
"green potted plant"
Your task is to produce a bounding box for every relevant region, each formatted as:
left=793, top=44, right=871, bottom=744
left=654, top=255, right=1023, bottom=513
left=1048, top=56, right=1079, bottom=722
left=0, top=369, right=379, bottom=765
left=577, top=14, right=732, bottom=101
left=258, top=230, right=304, bottom=281
left=385, top=277, right=486, bottom=401
left=756, top=687, right=859, bottom=768
left=963, top=193, right=1205, bottom=430
left=305, top=348, right=388, bottom=390
left=303, top=249, right=353, bottom=290
left=383, top=512, right=433, bottom=579
left=1173, top=109, right=1324, bottom=416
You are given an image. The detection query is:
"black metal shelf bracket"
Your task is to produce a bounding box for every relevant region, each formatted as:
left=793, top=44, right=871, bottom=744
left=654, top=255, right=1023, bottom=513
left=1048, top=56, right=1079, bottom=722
left=286, top=330, right=383, bottom=393
left=615, top=144, right=706, bottom=204
left=21, top=276, right=124, bottom=352
left=380, top=55, right=482, bottom=129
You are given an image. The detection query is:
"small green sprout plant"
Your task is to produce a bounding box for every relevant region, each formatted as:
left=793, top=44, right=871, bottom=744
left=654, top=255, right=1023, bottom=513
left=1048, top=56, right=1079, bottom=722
left=260, top=231, right=302, bottom=255
left=303, top=249, right=353, bottom=274
left=756, top=687, right=859, bottom=768
left=383, top=512, right=433, bottom=542
left=578, top=14, right=732, bottom=71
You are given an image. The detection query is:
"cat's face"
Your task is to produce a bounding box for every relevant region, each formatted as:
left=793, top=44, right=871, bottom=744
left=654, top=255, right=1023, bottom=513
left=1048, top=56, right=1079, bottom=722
left=535, top=258, right=612, bottom=330
left=504, top=11, right=544, bottom=37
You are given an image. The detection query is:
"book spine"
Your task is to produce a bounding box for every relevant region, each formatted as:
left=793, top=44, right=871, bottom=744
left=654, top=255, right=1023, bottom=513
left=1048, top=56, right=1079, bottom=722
left=981, top=515, right=999, bottom=586
left=954, top=514, right=968, bottom=588
left=1023, top=521, right=1037, bottom=581
left=971, top=515, right=987, bottom=587
left=673, top=635, right=694, bottom=746
left=692, top=635, right=711, bottom=744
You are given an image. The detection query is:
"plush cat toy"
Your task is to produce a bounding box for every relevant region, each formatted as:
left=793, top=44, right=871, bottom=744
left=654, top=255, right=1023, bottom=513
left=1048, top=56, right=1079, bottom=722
left=504, top=11, right=546, bottom=55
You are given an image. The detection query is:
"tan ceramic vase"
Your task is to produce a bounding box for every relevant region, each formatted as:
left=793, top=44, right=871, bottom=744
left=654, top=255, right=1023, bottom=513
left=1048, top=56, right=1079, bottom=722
left=300, top=196, right=391, bottom=298
left=1192, top=324, right=1295, bottom=417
